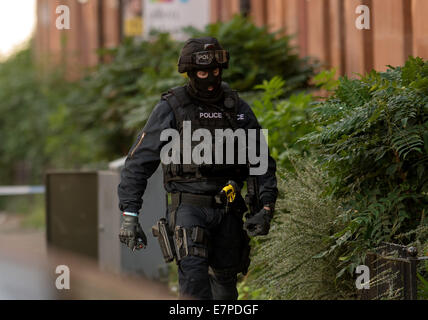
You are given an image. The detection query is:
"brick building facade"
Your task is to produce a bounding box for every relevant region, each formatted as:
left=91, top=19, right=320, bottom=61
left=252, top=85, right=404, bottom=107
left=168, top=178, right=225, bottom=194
left=35, top=0, right=428, bottom=79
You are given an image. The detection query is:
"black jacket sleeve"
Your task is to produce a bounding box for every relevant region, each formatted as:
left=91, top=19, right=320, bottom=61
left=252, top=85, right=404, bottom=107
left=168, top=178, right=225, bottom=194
left=237, top=98, right=279, bottom=207
left=118, top=100, right=175, bottom=213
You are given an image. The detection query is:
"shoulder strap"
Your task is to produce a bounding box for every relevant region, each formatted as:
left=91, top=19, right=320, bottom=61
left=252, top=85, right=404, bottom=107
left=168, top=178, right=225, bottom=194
left=161, top=86, right=192, bottom=130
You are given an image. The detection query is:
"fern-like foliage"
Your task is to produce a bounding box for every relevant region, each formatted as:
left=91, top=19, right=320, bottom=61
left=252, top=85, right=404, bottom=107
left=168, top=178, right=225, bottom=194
left=302, top=57, right=428, bottom=283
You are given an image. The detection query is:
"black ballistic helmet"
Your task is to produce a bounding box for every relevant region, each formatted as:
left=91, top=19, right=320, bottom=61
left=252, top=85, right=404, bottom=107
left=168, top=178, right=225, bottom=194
left=178, top=37, right=230, bottom=73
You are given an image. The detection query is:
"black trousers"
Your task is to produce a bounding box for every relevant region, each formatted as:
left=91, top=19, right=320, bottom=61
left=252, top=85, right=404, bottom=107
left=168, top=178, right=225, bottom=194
left=172, top=203, right=250, bottom=300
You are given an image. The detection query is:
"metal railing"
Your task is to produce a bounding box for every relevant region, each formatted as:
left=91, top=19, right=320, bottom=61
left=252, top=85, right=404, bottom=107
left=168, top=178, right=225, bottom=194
left=360, top=242, right=428, bottom=300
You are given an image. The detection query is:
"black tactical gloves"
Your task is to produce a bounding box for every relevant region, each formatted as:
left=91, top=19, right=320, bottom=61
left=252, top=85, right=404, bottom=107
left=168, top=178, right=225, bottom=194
left=119, top=215, right=147, bottom=251
left=244, top=208, right=273, bottom=237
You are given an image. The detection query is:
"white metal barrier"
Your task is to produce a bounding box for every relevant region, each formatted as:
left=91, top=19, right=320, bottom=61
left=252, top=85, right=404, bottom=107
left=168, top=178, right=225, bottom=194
left=0, top=186, right=45, bottom=196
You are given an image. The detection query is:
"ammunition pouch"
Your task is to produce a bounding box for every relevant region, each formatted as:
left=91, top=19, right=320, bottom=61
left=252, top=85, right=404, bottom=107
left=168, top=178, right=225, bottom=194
left=153, top=218, right=209, bottom=263
left=188, top=226, right=209, bottom=259
left=174, top=225, right=208, bottom=262
left=173, top=226, right=189, bottom=261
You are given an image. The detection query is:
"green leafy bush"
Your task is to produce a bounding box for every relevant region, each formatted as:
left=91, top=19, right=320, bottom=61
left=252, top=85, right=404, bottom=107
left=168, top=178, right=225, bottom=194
left=418, top=263, right=428, bottom=300
left=0, top=45, right=96, bottom=185
left=240, top=159, right=355, bottom=300
left=251, top=76, right=315, bottom=168
left=1, top=16, right=316, bottom=180
left=303, top=57, right=428, bottom=279
left=0, top=47, right=51, bottom=183
left=186, top=15, right=316, bottom=92
left=67, top=16, right=316, bottom=159
left=66, top=33, right=184, bottom=159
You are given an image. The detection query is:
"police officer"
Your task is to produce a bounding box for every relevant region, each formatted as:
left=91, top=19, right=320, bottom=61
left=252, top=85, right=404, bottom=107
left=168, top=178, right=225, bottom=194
left=118, top=37, right=278, bottom=300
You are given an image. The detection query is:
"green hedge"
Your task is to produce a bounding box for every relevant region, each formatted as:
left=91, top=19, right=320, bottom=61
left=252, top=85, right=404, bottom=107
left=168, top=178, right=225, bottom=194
left=0, top=46, right=98, bottom=185
left=303, top=57, right=428, bottom=277
left=66, top=15, right=316, bottom=161
left=239, top=159, right=355, bottom=300
left=0, top=16, right=316, bottom=184
left=185, top=15, right=315, bottom=92
left=240, top=58, right=428, bottom=300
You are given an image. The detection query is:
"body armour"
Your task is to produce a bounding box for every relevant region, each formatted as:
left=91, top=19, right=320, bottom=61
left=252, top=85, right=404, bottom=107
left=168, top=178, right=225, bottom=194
left=161, top=82, right=249, bottom=185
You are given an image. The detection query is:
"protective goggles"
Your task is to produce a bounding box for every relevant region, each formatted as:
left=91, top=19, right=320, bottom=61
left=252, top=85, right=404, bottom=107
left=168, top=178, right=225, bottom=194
left=192, top=50, right=229, bottom=66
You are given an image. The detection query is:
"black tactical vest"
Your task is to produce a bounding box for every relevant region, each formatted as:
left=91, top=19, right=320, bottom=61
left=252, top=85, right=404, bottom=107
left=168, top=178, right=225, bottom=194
left=161, top=83, right=249, bottom=184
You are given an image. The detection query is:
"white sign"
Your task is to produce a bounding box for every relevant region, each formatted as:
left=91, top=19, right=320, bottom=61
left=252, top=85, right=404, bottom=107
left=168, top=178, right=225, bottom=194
left=144, top=0, right=210, bottom=40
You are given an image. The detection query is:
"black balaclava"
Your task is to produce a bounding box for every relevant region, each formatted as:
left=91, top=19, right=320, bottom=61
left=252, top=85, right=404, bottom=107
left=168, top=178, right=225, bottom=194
left=187, top=67, right=224, bottom=103
left=178, top=37, right=228, bottom=104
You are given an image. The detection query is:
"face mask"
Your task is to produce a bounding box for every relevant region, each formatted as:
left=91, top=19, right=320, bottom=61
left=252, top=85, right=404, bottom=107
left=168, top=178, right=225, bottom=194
left=188, top=68, right=223, bottom=100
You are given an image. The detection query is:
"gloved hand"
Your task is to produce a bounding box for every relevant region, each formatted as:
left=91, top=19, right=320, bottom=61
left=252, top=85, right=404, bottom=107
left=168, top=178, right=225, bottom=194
left=119, top=215, right=147, bottom=251
left=244, top=208, right=273, bottom=237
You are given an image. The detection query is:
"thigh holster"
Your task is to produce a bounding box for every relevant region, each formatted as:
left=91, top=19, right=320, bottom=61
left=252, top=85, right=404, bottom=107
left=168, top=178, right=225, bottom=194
left=174, top=225, right=209, bottom=262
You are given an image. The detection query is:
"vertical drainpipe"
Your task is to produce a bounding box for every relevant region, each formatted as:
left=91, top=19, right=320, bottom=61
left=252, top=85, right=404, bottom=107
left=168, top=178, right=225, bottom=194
left=97, top=0, right=104, bottom=63
left=402, top=0, right=413, bottom=60
left=298, top=0, right=308, bottom=58
left=338, top=0, right=346, bottom=76
left=362, top=0, right=374, bottom=72
left=240, top=0, right=251, bottom=17
left=118, top=0, right=124, bottom=42
left=323, top=0, right=332, bottom=68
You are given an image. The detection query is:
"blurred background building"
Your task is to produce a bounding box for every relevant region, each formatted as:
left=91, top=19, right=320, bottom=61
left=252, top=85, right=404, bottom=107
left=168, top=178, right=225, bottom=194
left=34, top=0, right=428, bottom=79
left=2, top=0, right=428, bottom=299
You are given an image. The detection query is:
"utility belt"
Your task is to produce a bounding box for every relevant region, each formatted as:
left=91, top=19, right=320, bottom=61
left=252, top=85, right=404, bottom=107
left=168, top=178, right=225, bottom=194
left=171, top=192, right=224, bottom=210
left=163, top=163, right=250, bottom=184
left=152, top=181, right=249, bottom=266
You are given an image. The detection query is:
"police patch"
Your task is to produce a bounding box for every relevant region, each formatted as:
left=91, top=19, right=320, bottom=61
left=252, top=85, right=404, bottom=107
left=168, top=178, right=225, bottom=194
left=199, top=112, right=222, bottom=119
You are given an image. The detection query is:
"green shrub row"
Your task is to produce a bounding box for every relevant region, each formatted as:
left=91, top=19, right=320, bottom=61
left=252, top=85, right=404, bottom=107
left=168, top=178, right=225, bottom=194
left=0, top=15, right=316, bottom=185
left=66, top=15, right=316, bottom=160
left=241, top=58, right=428, bottom=300
left=303, top=57, right=428, bottom=278
left=0, top=47, right=97, bottom=186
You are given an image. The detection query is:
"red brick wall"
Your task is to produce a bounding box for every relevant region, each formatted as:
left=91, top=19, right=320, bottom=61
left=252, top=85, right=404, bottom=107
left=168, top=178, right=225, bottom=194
left=35, top=0, right=428, bottom=79
left=412, top=0, right=428, bottom=59
left=225, top=0, right=428, bottom=77
left=372, top=0, right=412, bottom=71
left=35, top=0, right=121, bottom=79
